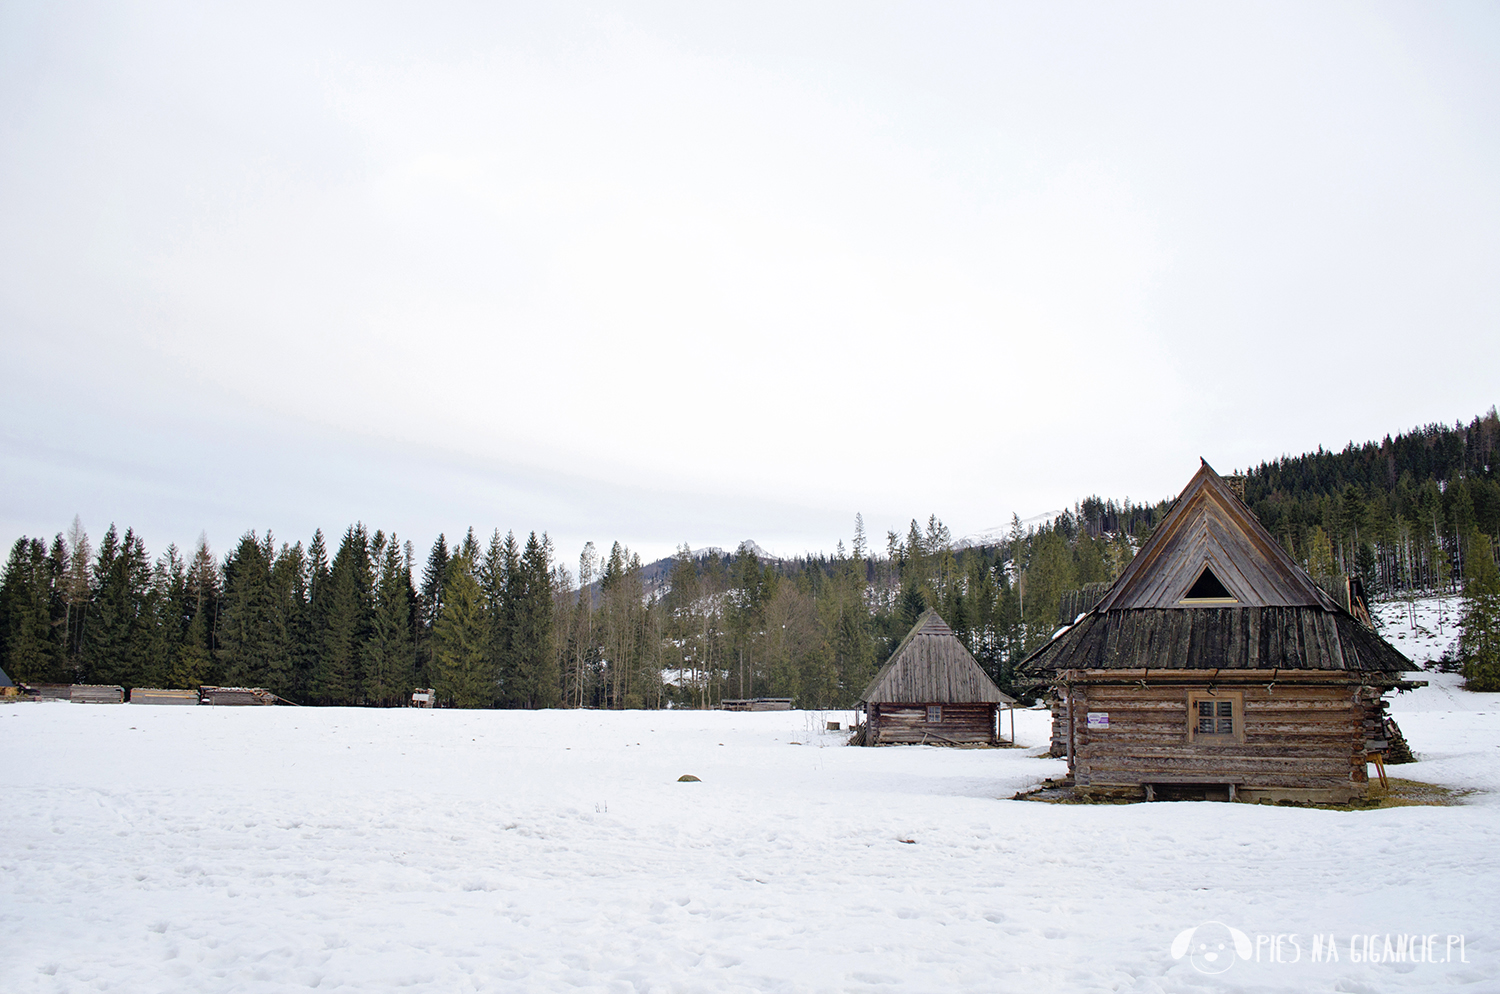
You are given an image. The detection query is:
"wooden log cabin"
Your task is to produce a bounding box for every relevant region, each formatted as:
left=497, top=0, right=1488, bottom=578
left=1019, top=461, right=1414, bottom=803
left=858, top=609, right=1015, bottom=745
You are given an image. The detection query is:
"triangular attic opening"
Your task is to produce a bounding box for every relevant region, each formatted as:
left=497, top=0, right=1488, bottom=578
left=1182, top=566, right=1235, bottom=602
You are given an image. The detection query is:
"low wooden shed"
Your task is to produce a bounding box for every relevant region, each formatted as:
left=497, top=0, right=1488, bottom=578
left=199, top=686, right=277, bottom=706
left=70, top=684, right=124, bottom=704
left=1019, top=461, right=1413, bottom=803
left=858, top=609, right=1015, bottom=745
left=130, top=688, right=200, bottom=705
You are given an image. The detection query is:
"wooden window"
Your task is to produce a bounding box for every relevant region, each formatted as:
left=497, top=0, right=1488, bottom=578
left=926, top=705, right=941, bottom=723
left=1186, top=691, right=1243, bottom=744
left=1197, top=700, right=1233, bottom=734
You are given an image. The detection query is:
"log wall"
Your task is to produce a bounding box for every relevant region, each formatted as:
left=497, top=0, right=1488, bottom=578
left=869, top=703, right=997, bottom=745
left=70, top=684, right=124, bottom=704
left=1050, top=675, right=1386, bottom=801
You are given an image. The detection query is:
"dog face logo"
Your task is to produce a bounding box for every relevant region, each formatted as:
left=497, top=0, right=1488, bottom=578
left=1172, top=921, right=1252, bottom=974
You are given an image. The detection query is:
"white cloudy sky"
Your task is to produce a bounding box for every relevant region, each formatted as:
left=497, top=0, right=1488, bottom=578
left=2, top=1, right=1498, bottom=566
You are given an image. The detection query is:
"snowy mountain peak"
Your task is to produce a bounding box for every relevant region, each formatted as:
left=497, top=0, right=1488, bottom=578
left=958, top=510, right=1067, bottom=549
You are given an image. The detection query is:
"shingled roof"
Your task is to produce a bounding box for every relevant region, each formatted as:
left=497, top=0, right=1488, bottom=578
left=860, top=609, right=1015, bottom=704
left=1021, top=461, right=1410, bottom=675
left=1097, top=461, right=1340, bottom=611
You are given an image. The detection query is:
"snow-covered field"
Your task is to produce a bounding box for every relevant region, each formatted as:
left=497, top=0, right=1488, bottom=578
left=4, top=657, right=1499, bottom=992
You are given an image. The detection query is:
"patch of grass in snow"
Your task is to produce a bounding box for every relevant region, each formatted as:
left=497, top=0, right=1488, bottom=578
left=1347, top=777, right=1476, bottom=809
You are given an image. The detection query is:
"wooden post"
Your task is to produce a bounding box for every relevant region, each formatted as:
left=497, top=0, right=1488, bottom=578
left=1065, top=684, right=1075, bottom=770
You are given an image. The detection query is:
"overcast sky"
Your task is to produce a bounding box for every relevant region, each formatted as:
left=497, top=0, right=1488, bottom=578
left=2, top=1, right=1498, bottom=568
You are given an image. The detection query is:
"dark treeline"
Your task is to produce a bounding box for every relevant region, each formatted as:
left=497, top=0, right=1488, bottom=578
left=0, top=510, right=1148, bottom=709
left=5, top=408, right=1497, bottom=706
left=0, top=522, right=558, bottom=708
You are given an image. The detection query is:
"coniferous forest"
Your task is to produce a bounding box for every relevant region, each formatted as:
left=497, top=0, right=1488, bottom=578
left=3, top=409, right=1498, bottom=706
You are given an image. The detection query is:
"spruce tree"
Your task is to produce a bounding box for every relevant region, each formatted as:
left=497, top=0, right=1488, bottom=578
left=478, top=531, right=513, bottom=702
left=271, top=541, right=311, bottom=699
left=417, top=534, right=449, bottom=689
left=512, top=531, right=558, bottom=708
left=433, top=552, right=493, bottom=707
left=263, top=539, right=304, bottom=697
left=217, top=532, right=285, bottom=690
left=144, top=545, right=187, bottom=690
left=170, top=537, right=218, bottom=689
left=1, top=537, right=65, bottom=683
left=365, top=536, right=416, bottom=705
left=312, top=525, right=372, bottom=705
left=1459, top=529, right=1500, bottom=692
left=82, top=527, right=153, bottom=689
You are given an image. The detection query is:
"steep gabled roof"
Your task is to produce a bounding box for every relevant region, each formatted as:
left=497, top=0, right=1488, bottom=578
left=1095, top=460, right=1340, bottom=611
left=0, top=665, right=12, bottom=688
left=859, top=609, right=1015, bottom=704
left=1019, top=461, right=1411, bottom=675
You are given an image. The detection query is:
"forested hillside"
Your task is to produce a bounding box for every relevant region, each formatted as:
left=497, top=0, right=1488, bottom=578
left=3, top=409, right=1496, bottom=708
left=1242, top=408, right=1499, bottom=597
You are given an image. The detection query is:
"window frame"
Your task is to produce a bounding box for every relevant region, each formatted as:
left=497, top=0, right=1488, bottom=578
left=1185, top=690, right=1244, bottom=745
left=926, top=705, right=942, bottom=724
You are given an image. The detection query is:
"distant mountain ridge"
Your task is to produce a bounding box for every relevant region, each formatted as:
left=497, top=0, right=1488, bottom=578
left=957, top=510, right=1067, bottom=549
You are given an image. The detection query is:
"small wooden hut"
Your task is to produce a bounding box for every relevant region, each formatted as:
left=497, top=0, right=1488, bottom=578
left=858, top=609, right=1015, bottom=745
left=1019, top=461, right=1414, bottom=803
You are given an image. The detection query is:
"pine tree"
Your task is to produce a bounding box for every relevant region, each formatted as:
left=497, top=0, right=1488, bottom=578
left=1306, top=526, right=1337, bottom=579
left=568, top=541, right=600, bottom=707
left=601, top=542, right=646, bottom=707
left=665, top=544, right=704, bottom=705
left=1022, top=529, right=1074, bottom=651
